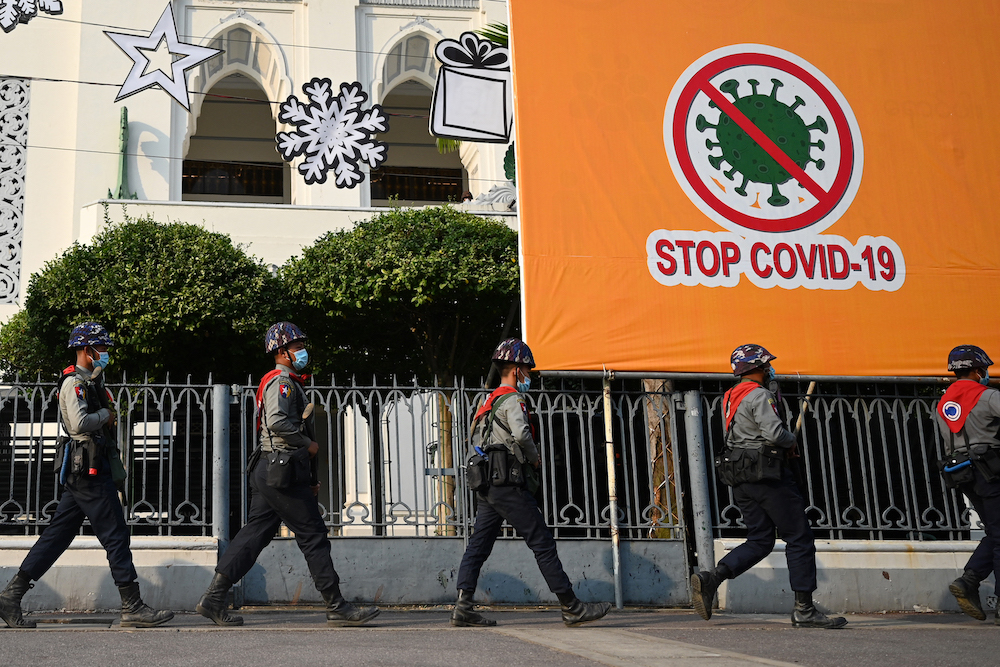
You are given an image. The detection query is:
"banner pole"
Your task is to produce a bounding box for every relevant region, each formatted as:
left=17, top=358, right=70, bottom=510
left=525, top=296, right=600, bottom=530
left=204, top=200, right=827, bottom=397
left=602, top=371, right=624, bottom=609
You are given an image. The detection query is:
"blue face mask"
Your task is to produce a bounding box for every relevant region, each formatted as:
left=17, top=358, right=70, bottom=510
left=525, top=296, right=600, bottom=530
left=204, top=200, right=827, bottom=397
left=980, top=368, right=990, bottom=386
left=516, top=372, right=531, bottom=393
left=291, top=348, right=309, bottom=372
left=764, top=366, right=776, bottom=384
left=91, top=349, right=110, bottom=370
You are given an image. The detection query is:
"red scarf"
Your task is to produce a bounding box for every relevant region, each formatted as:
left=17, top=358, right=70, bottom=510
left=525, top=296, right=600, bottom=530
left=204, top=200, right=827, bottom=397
left=474, top=385, right=517, bottom=421
left=255, top=368, right=306, bottom=431
left=723, top=381, right=762, bottom=430
left=937, top=380, right=988, bottom=434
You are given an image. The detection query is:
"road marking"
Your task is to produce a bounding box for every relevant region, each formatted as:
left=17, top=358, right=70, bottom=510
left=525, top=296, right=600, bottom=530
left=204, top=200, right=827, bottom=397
left=495, top=627, right=802, bottom=667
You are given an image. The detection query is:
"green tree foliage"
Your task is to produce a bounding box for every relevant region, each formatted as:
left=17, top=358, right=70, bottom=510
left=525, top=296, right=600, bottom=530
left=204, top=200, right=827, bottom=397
left=283, top=206, right=518, bottom=384
left=4, top=211, right=283, bottom=382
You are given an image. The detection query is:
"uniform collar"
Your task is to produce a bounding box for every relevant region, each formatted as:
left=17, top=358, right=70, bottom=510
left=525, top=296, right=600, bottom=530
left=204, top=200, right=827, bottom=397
left=276, top=363, right=295, bottom=374
left=74, top=365, right=97, bottom=381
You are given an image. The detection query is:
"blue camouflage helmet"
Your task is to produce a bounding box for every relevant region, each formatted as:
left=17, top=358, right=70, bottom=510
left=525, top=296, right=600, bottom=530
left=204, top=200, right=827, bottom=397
left=67, top=322, right=115, bottom=349
left=492, top=338, right=536, bottom=368
left=265, top=321, right=307, bottom=354
left=730, top=344, right=776, bottom=376
left=947, top=345, right=993, bottom=372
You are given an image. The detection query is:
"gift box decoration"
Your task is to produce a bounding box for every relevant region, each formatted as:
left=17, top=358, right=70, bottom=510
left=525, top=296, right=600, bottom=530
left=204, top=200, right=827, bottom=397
left=429, top=32, right=513, bottom=143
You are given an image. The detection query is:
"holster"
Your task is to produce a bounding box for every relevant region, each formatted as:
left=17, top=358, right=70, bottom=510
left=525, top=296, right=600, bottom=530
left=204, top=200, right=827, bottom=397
left=939, top=450, right=975, bottom=489
left=486, top=445, right=525, bottom=488
left=969, top=445, right=1000, bottom=483
left=465, top=450, right=489, bottom=494
left=266, top=448, right=310, bottom=489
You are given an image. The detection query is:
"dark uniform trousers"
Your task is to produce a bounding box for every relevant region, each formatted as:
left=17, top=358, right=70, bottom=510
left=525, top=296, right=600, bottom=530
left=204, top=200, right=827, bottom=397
left=21, top=468, right=138, bottom=586
left=719, top=469, right=818, bottom=592
left=456, top=484, right=573, bottom=595
left=216, top=459, right=338, bottom=592
left=962, top=469, right=1000, bottom=582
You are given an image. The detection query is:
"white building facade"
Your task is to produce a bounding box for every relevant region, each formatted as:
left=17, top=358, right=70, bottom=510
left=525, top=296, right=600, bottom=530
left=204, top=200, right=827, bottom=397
left=0, top=0, right=515, bottom=321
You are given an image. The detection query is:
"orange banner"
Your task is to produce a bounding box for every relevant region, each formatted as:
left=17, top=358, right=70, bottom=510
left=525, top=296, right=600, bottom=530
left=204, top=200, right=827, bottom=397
left=509, top=0, right=1000, bottom=376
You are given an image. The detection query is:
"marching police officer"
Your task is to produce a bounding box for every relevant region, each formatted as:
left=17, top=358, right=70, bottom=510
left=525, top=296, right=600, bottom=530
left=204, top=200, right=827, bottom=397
left=0, top=323, right=174, bottom=629
left=690, top=344, right=846, bottom=629
left=452, top=338, right=612, bottom=627
left=935, top=345, right=1000, bottom=624
left=196, top=322, right=379, bottom=627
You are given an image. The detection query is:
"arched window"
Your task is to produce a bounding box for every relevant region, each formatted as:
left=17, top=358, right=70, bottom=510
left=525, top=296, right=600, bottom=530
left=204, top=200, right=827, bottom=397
left=372, top=34, right=467, bottom=205
left=182, top=73, right=288, bottom=203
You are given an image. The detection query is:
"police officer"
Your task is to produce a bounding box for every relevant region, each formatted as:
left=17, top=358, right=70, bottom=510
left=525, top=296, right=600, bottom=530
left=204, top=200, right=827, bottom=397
left=196, top=322, right=379, bottom=627
left=452, top=338, right=612, bottom=627
left=690, top=344, right=846, bottom=629
left=0, top=323, right=174, bottom=629
left=935, top=345, right=1000, bottom=624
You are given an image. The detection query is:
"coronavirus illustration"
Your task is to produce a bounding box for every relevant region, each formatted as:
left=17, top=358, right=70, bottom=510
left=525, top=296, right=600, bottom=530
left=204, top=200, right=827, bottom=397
left=696, top=78, right=828, bottom=207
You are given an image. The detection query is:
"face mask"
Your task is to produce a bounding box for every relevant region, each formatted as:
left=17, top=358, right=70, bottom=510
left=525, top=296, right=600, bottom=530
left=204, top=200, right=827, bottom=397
left=980, top=368, right=990, bottom=386
left=91, top=349, right=110, bottom=370
left=516, top=371, right=531, bottom=393
left=764, top=366, right=776, bottom=384
left=291, top=348, right=309, bottom=372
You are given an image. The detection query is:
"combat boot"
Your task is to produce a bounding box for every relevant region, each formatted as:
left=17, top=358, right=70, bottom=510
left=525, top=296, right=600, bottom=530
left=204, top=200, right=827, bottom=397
left=948, top=569, right=986, bottom=621
left=196, top=572, right=244, bottom=627
left=791, top=591, right=848, bottom=629
left=118, top=582, right=174, bottom=628
left=690, top=564, right=731, bottom=621
left=451, top=589, right=496, bottom=627
left=321, top=585, right=380, bottom=627
left=557, top=591, right=612, bottom=627
left=0, top=571, right=36, bottom=629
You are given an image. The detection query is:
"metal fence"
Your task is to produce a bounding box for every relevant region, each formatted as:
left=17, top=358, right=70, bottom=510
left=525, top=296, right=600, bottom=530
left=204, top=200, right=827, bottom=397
left=232, top=378, right=684, bottom=541
left=0, top=380, right=217, bottom=537
left=685, top=379, right=972, bottom=541
left=0, top=376, right=973, bottom=545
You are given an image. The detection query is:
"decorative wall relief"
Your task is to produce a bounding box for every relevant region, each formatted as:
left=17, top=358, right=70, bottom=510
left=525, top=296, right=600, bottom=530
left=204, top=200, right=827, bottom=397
left=0, top=77, right=29, bottom=304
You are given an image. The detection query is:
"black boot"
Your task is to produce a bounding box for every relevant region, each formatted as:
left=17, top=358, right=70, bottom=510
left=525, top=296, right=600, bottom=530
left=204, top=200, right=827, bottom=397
left=949, top=570, right=986, bottom=621
left=451, top=589, right=496, bottom=627
left=118, top=582, right=174, bottom=628
left=0, top=571, right=36, bottom=629
left=791, top=591, right=847, bottom=629
left=557, top=591, right=612, bottom=627
left=196, top=573, right=244, bottom=627
left=321, top=585, right=380, bottom=627
left=690, top=564, right=730, bottom=621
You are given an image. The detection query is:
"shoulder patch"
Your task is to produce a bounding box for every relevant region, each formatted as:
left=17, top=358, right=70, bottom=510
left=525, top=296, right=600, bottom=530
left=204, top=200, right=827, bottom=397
left=75, top=386, right=86, bottom=401
left=767, top=396, right=779, bottom=415
left=279, top=382, right=290, bottom=398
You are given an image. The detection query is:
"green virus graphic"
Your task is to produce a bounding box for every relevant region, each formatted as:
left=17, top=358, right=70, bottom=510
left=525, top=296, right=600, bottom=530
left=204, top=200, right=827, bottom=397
left=696, top=78, right=828, bottom=207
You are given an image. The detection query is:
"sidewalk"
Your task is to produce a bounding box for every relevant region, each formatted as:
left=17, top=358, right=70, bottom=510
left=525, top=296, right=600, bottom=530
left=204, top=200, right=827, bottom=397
left=0, top=607, right=993, bottom=666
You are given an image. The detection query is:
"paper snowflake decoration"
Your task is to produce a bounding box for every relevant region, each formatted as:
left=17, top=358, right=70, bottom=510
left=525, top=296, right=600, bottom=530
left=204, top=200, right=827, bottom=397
left=0, top=0, right=62, bottom=34
left=276, top=78, right=389, bottom=188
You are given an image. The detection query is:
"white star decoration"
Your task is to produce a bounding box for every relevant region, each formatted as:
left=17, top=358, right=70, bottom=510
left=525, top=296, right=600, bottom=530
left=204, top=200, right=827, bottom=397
left=104, top=3, right=222, bottom=111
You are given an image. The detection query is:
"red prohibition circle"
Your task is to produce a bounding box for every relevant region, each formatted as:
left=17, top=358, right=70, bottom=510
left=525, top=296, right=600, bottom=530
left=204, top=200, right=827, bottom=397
left=672, top=52, right=855, bottom=233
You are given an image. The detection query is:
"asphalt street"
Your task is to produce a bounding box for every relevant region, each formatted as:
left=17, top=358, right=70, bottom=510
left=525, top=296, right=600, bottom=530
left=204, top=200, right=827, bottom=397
left=0, top=607, right=995, bottom=667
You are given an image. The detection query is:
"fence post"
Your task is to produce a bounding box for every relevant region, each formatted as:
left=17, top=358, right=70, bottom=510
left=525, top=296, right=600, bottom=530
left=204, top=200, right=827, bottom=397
left=602, top=373, right=624, bottom=609
left=683, top=390, right=715, bottom=573
left=212, top=384, right=231, bottom=556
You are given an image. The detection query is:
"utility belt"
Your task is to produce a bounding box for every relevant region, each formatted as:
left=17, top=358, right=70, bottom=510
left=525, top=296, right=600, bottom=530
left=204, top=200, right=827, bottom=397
left=714, top=444, right=785, bottom=487
left=54, top=433, right=125, bottom=485
left=467, top=443, right=530, bottom=493
left=939, top=444, right=1000, bottom=488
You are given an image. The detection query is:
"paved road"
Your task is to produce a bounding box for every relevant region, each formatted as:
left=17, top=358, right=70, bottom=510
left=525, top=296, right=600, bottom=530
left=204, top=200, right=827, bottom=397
left=0, top=608, right=995, bottom=666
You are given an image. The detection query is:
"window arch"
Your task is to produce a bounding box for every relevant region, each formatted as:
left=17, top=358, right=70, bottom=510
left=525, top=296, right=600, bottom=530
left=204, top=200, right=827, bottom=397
left=180, top=19, right=293, bottom=203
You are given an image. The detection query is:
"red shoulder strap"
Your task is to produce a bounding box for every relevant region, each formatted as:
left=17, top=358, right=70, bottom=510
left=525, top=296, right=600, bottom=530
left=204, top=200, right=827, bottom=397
left=474, top=385, right=517, bottom=421
left=938, top=381, right=989, bottom=434
left=723, top=382, right=761, bottom=431
left=255, top=369, right=284, bottom=431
